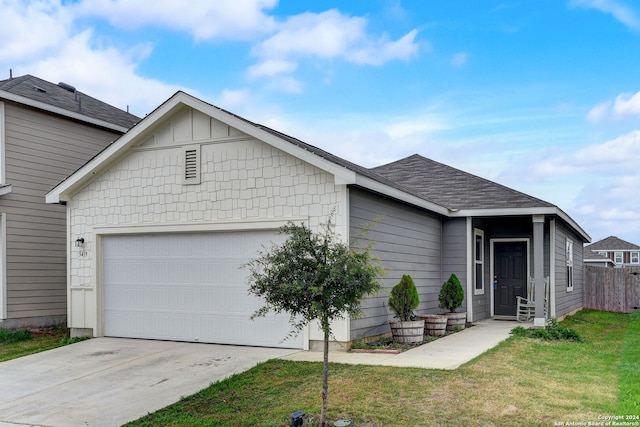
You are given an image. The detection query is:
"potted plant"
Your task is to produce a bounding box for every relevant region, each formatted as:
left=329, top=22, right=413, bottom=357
left=439, top=273, right=466, bottom=332
left=388, top=274, right=424, bottom=343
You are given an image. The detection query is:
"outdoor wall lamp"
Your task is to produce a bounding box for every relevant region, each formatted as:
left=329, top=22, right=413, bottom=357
left=75, top=237, right=85, bottom=248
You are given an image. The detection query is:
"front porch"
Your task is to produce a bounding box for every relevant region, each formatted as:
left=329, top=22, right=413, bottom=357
left=468, top=215, right=553, bottom=327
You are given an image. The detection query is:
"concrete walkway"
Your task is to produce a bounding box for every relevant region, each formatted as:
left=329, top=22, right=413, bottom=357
left=281, top=319, right=521, bottom=370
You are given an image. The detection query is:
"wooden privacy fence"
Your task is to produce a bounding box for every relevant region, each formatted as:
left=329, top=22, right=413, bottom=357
left=584, top=265, right=640, bottom=313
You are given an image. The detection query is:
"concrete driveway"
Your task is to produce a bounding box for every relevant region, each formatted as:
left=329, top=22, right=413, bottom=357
left=0, top=337, right=299, bottom=427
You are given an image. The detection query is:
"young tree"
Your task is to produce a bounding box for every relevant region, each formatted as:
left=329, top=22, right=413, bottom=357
left=244, top=217, right=383, bottom=425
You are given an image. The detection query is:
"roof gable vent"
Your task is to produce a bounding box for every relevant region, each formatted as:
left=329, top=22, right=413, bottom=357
left=58, top=82, right=76, bottom=93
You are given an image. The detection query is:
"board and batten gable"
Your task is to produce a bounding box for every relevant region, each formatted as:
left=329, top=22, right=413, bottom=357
left=554, top=220, right=584, bottom=318
left=66, top=105, right=349, bottom=343
left=348, top=188, right=442, bottom=340
left=1, top=101, right=119, bottom=325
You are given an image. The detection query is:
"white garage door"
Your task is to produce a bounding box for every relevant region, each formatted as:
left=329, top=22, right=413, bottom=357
left=102, top=231, right=303, bottom=349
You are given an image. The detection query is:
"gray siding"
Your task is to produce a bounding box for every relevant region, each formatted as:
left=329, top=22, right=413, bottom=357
left=2, top=103, right=119, bottom=322
left=554, top=221, right=584, bottom=317
left=349, top=188, right=442, bottom=340
left=442, top=218, right=470, bottom=316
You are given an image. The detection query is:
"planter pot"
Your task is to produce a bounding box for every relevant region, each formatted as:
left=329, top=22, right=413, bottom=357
left=444, top=312, right=467, bottom=332
left=418, top=314, right=447, bottom=337
left=389, top=320, right=425, bottom=344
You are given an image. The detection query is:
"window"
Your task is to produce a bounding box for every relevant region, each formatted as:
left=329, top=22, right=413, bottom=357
left=474, top=229, right=484, bottom=295
left=614, top=251, right=623, bottom=264
left=631, top=252, right=639, bottom=264
left=566, top=238, right=574, bottom=292
left=598, top=251, right=608, bottom=258
left=182, top=145, right=201, bottom=185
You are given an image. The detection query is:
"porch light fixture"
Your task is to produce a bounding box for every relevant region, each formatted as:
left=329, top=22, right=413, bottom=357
left=75, top=237, right=85, bottom=248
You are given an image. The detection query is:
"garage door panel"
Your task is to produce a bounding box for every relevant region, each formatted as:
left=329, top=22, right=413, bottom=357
left=103, top=232, right=302, bottom=349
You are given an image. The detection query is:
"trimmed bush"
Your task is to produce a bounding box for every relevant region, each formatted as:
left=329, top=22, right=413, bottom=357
left=439, top=273, right=464, bottom=313
left=389, top=275, right=419, bottom=321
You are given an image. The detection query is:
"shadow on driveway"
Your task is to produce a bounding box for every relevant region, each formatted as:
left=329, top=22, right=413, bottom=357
left=0, top=338, right=299, bottom=426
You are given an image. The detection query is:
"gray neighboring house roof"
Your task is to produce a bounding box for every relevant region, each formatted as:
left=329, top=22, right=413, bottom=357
left=585, top=236, right=640, bottom=252
left=0, top=74, right=140, bottom=130
left=583, top=247, right=616, bottom=266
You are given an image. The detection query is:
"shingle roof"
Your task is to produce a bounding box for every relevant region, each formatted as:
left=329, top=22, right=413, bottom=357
left=243, top=124, right=554, bottom=212
left=0, top=74, right=140, bottom=129
left=584, top=236, right=640, bottom=251
left=371, top=154, right=554, bottom=210
left=583, top=247, right=611, bottom=261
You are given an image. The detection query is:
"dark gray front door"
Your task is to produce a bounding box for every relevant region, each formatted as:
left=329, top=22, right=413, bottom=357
left=494, top=242, right=527, bottom=316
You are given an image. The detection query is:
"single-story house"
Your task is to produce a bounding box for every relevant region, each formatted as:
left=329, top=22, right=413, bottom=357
left=46, top=91, right=590, bottom=349
left=0, top=74, right=139, bottom=329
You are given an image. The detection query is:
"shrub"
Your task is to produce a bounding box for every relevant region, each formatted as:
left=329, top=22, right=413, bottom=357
left=439, top=273, right=464, bottom=313
left=510, top=319, right=583, bottom=342
left=0, top=328, right=32, bottom=344
left=389, top=274, right=419, bottom=321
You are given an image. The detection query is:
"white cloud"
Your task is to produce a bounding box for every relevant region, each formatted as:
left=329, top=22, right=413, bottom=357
left=0, top=1, right=187, bottom=116
left=0, top=0, right=72, bottom=62
left=247, top=59, right=297, bottom=78
left=451, top=52, right=468, bottom=67
left=612, top=91, right=640, bottom=116
left=527, top=130, right=640, bottom=179
left=27, top=29, right=184, bottom=115
left=586, top=100, right=612, bottom=122
left=569, top=0, right=640, bottom=30
left=217, top=88, right=251, bottom=107
left=250, top=9, right=419, bottom=80
left=572, top=130, right=640, bottom=170
left=385, top=117, right=447, bottom=139
left=73, top=0, right=278, bottom=41
left=587, top=90, right=640, bottom=121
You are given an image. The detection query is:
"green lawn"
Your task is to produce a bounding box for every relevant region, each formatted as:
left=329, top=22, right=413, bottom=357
left=124, top=310, right=639, bottom=427
left=0, top=326, right=78, bottom=362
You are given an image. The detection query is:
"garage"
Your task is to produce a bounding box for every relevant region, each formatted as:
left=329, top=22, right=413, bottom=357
left=102, top=231, right=303, bottom=349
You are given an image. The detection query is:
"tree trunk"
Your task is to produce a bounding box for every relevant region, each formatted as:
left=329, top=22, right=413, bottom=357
left=320, top=319, right=329, bottom=426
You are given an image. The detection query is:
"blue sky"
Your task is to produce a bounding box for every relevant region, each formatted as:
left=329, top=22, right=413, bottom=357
left=2, top=0, right=640, bottom=245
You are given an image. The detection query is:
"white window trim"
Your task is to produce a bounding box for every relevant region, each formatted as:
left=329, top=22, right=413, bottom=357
left=566, top=238, right=574, bottom=292
left=631, top=251, right=639, bottom=264
left=473, top=228, right=485, bottom=295
left=489, top=238, right=531, bottom=317
left=614, top=251, right=623, bottom=264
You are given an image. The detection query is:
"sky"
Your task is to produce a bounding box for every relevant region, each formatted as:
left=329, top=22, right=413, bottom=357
left=1, top=0, right=640, bottom=246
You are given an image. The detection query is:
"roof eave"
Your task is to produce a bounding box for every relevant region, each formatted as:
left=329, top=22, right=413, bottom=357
left=0, top=90, right=130, bottom=133
left=448, top=206, right=591, bottom=243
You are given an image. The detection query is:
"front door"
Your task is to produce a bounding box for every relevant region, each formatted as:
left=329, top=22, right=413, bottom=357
left=494, top=242, right=527, bottom=316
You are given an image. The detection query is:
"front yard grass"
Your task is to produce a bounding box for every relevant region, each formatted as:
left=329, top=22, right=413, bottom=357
left=125, top=310, right=639, bottom=426
left=0, top=326, right=75, bottom=362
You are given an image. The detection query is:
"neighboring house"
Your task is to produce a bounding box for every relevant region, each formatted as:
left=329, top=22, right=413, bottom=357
left=583, top=236, right=640, bottom=267
left=46, top=91, right=590, bottom=349
left=583, top=247, right=616, bottom=268
left=0, top=74, right=139, bottom=329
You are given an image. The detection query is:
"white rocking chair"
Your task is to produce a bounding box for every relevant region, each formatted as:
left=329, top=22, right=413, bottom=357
left=516, top=276, right=549, bottom=322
